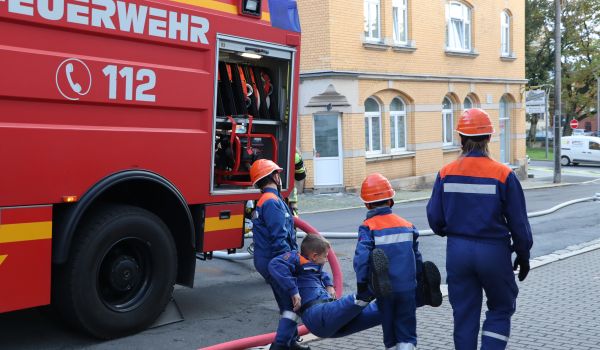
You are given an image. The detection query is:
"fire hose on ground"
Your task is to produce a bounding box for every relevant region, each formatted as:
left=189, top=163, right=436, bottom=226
left=213, top=194, right=600, bottom=261
left=201, top=194, right=600, bottom=349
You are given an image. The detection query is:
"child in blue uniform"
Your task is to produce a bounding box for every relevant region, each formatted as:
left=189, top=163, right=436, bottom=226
left=249, top=159, right=308, bottom=350
left=269, top=234, right=384, bottom=339
left=354, top=173, right=442, bottom=350
left=427, top=108, right=533, bottom=350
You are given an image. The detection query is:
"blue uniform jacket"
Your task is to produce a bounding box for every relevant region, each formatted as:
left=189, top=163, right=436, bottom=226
left=268, top=251, right=334, bottom=304
left=353, top=207, right=423, bottom=293
left=426, top=152, right=533, bottom=259
left=252, top=187, right=298, bottom=262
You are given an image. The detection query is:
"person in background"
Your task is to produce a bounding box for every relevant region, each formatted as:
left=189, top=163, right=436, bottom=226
left=249, top=159, right=308, bottom=350
left=287, top=149, right=306, bottom=217
left=426, top=108, right=533, bottom=350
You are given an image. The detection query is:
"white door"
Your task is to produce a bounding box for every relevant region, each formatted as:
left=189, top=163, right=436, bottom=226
left=313, top=113, right=343, bottom=186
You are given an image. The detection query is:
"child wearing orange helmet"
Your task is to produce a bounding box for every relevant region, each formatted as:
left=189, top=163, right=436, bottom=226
left=354, top=173, right=442, bottom=350
left=249, top=159, right=308, bottom=350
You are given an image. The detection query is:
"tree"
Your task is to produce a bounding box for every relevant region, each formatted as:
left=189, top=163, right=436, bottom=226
left=525, top=0, right=554, bottom=146
left=525, top=0, right=600, bottom=141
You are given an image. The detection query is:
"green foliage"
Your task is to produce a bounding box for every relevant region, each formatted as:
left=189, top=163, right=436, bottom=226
left=526, top=0, right=600, bottom=123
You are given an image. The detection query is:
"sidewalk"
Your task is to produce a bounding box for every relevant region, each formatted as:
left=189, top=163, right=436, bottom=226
left=305, top=244, right=600, bottom=349
left=297, top=173, right=591, bottom=214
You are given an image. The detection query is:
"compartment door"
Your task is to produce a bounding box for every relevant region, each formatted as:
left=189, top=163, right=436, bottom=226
left=202, top=202, right=245, bottom=252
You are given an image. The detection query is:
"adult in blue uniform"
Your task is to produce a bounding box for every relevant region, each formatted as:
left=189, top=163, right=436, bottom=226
left=426, top=108, right=533, bottom=350
left=250, top=159, right=307, bottom=350
left=269, top=234, right=383, bottom=339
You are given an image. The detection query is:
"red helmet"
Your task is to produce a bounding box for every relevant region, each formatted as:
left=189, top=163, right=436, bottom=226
left=250, top=159, right=282, bottom=186
left=456, top=108, right=494, bottom=136
left=360, top=173, right=395, bottom=203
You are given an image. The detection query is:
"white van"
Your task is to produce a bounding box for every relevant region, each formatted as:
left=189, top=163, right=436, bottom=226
left=560, top=136, right=600, bottom=165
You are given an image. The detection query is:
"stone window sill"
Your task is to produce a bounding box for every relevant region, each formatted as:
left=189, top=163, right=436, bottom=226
left=445, top=50, right=479, bottom=58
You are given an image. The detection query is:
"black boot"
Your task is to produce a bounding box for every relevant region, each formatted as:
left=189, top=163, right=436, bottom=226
left=369, top=248, right=392, bottom=298
left=421, top=261, right=443, bottom=307
left=269, top=343, right=290, bottom=350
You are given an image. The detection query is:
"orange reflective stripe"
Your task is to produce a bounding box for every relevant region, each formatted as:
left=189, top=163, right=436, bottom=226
left=257, top=192, right=279, bottom=207
left=365, top=214, right=412, bottom=231
left=440, top=157, right=511, bottom=183
left=226, top=63, right=233, bottom=81
left=237, top=66, right=248, bottom=96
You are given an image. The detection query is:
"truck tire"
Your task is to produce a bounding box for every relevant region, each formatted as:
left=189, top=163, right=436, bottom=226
left=560, top=156, right=571, bottom=166
left=53, top=204, right=177, bottom=339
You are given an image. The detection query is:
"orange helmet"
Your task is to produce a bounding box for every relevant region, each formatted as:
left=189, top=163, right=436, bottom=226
left=250, top=159, right=283, bottom=186
left=360, top=173, right=395, bottom=203
left=456, top=108, right=495, bottom=136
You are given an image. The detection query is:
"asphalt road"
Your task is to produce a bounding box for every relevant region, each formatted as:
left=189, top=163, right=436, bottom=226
left=1, top=169, right=600, bottom=350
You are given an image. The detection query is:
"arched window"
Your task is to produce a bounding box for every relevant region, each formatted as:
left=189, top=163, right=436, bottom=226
left=501, top=10, right=512, bottom=56
left=365, top=97, right=382, bottom=155
left=446, top=1, right=472, bottom=51
left=442, top=97, right=454, bottom=145
left=390, top=97, right=407, bottom=151
left=499, top=96, right=511, bottom=163
left=463, top=96, right=473, bottom=110
left=364, top=0, right=381, bottom=41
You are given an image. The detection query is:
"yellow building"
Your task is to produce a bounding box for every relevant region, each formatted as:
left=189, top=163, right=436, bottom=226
left=297, top=0, right=527, bottom=192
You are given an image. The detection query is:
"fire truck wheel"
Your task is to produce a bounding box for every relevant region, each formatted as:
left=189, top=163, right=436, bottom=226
left=53, top=204, right=177, bottom=339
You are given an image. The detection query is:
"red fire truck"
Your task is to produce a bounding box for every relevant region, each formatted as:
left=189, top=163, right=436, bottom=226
left=0, top=0, right=301, bottom=339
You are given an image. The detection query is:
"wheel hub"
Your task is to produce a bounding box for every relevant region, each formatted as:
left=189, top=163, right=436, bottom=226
left=109, top=256, right=141, bottom=292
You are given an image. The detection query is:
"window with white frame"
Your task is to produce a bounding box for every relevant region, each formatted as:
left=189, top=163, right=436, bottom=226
left=365, top=97, right=382, bottom=155
left=390, top=98, right=407, bottom=151
left=442, top=97, right=454, bottom=145
left=392, top=0, right=408, bottom=45
left=446, top=1, right=471, bottom=52
left=463, top=96, right=473, bottom=110
left=501, top=10, right=511, bottom=56
left=364, top=0, right=381, bottom=41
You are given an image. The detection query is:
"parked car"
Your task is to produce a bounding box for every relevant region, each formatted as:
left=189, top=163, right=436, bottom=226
left=560, top=135, right=600, bottom=166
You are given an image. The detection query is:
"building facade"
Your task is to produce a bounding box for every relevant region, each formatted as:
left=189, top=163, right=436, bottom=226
left=296, top=0, right=527, bottom=192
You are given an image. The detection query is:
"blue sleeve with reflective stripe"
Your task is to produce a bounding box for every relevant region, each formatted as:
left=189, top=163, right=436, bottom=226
left=503, top=172, right=533, bottom=259
left=353, top=224, right=374, bottom=284
left=426, top=173, right=446, bottom=236
left=412, top=226, right=423, bottom=273
left=262, top=199, right=293, bottom=256
left=268, top=252, right=300, bottom=297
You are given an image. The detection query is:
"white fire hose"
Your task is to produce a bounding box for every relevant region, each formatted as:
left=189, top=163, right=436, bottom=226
left=211, top=193, right=600, bottom=261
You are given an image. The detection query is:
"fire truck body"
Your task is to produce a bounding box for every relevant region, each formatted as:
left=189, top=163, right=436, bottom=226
left=0, top=0, right=300, bottom=338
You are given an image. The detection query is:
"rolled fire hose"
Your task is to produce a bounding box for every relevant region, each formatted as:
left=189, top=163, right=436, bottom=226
left=199, top=217, right=343, bottom=350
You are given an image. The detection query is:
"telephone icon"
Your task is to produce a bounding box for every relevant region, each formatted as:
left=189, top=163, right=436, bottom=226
left=56, top=58, right=92, bottom=101
left=65, top=63, right=82, bottom=94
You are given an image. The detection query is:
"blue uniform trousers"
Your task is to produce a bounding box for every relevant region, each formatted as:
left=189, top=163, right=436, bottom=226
left=447, top=237, right=518, bottom=350
left=255, top=256, right=299, bottom=347
left=301, top=295, right=381, bottom=339
left=377, top=291, right=417, bottom=348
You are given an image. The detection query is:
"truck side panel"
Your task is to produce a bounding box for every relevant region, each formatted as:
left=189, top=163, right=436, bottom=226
left=0, top=206, right=52, bottom=312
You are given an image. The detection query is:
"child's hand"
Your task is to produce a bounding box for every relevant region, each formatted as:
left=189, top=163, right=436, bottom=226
left=326, top=286, right=336, bottom=299
left=292, top=293, right=302, bottom=312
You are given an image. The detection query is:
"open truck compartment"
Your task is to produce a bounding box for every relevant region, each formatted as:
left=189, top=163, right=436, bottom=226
left=211, top=35, right=295, bottom=193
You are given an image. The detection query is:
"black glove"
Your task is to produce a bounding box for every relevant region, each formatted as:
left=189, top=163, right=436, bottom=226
left=513, top=255, right=530, bottom=281
left=356, top=282, right=374, bottom=302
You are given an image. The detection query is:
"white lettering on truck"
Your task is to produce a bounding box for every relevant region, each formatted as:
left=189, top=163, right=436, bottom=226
left=7, top=0, right=209, bottom=44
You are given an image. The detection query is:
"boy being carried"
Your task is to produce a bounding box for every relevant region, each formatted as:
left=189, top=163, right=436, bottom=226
left=268, top=235, right=384, bottom=339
